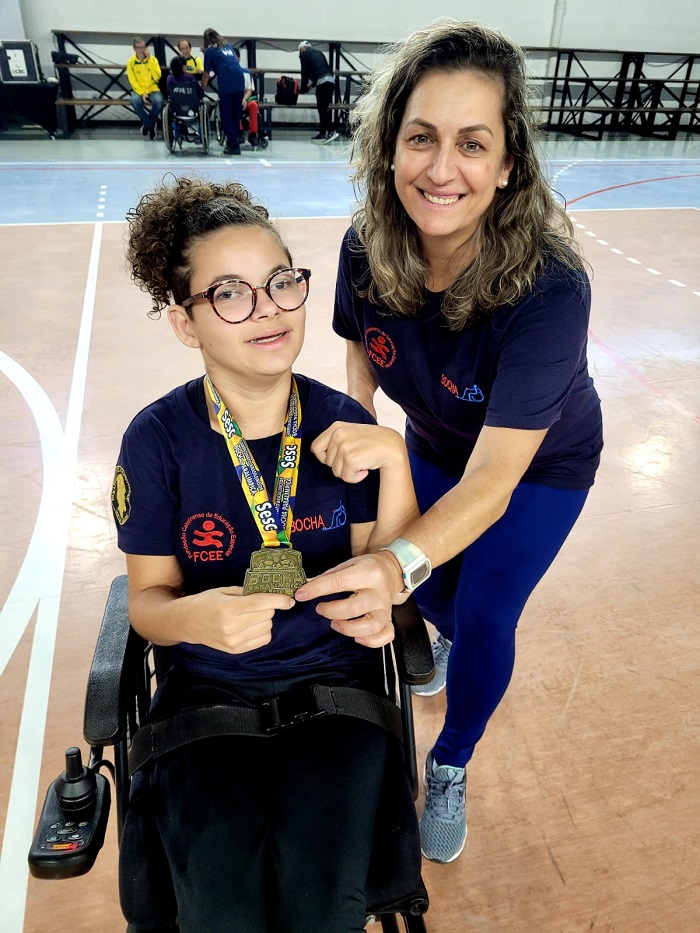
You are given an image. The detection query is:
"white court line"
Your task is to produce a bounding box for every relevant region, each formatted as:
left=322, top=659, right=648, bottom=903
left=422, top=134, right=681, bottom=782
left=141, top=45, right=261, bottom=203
left=570, top=206, right=700, bottom=212
left=0, top=216, right=355, bottom=227
left=0, top=220, right=123, bottom=227
left=0, top=223, right=103, bottom=932
left=4, top=156, right=698, bottom=168
left=0, top=361, right=63, bottom=678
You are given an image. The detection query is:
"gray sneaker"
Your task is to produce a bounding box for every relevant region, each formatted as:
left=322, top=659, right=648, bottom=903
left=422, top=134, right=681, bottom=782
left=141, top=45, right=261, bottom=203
left=411, top=633, right=451, bottom=696
left=419, top=751, right=467, bottom=862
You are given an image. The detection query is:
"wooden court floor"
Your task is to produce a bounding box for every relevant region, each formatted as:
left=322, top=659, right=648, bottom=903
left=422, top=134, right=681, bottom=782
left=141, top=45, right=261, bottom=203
left=1, top=208, right=699, bottom=931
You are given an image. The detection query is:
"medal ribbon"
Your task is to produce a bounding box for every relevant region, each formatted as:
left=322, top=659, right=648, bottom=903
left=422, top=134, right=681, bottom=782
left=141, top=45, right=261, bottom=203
left=205, top=375, right=301, bottom=548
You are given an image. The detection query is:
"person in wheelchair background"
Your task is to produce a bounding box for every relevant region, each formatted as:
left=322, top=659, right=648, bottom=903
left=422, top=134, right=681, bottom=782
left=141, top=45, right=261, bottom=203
left=116, top=175, right=422, bottom=932
left=163, top=57, right=208, bottom=152
left=166, top=55, right=204, bottom=108
left=234, top=46, right=261, bottom=148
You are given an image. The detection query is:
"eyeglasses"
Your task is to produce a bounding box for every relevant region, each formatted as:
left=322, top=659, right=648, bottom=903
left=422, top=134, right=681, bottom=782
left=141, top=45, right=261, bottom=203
left=182, top=268, right=311, bottom=324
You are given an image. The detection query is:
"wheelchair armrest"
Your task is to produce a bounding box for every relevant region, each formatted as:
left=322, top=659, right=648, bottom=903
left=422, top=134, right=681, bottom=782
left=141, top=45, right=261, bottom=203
left=391, top=597, right=435, bottom=686
left=83, top=575, right=148, bottom=747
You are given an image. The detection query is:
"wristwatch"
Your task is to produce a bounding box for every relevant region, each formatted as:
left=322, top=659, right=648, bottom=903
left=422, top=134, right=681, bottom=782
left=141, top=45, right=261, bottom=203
left=380, top=538, right=432, bottom=594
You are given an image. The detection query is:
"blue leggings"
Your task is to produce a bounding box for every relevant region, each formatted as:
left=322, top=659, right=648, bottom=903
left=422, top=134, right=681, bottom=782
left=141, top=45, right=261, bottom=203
left=409, top=453, right=588, bottom=768
left=219, top=90, right=244, bottom=149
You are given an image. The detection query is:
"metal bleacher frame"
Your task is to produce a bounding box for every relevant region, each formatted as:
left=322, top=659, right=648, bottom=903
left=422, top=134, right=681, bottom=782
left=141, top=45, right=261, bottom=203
left=51, top=30, right=700, bottom=142
left=542, top=47, right=700, bottom=140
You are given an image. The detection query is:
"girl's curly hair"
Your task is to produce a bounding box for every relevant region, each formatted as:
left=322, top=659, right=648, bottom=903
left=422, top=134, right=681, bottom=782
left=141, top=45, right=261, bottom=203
left=125, top=175, right=291, bottom=317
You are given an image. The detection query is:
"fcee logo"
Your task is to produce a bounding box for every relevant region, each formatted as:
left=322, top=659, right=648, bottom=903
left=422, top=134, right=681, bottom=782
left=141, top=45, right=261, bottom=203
left=181, top=512, right=236, bottom=562
left=291, top=500, right=347, bottom=534
left=364, top=327, right=396, bottom=369
left=440, top=374, right=485, bottom=402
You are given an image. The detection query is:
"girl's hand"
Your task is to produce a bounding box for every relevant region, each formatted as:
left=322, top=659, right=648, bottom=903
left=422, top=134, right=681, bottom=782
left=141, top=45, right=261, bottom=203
left=311, top=422, right=404, bottom=483
left=189, top=587, right=294, bottom=654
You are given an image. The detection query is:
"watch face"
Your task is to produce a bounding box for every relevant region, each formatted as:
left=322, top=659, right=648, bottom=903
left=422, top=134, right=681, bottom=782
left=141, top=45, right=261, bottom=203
left=409, top=560, right=431, bottom=589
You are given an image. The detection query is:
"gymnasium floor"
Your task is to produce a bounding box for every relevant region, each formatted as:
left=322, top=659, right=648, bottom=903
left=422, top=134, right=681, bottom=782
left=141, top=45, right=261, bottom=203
left=1, top=124, right=699, bottom=932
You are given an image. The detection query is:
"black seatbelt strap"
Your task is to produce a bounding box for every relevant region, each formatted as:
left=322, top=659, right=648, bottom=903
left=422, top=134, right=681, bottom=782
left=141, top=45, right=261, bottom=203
left=128, top=684, right=403, bottom=776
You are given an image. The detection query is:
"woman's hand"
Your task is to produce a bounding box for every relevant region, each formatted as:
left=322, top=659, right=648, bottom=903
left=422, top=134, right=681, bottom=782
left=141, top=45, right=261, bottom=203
left=295, top=551, right=404, bottom=648
left=311, top=422, right=404, bottom=483
left=186, top=587, right=294, bottom=654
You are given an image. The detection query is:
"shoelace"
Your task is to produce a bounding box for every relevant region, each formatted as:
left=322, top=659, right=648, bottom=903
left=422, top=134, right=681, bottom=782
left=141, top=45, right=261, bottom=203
left=426, top=768, right=465, bottom=819
left=432, top=636, right=451, bottom=667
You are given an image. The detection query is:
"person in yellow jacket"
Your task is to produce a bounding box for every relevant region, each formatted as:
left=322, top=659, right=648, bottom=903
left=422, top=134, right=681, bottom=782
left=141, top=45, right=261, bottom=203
left=126, top=37, right=163, bottom=139
left=177, top=39, right=203, bottom=75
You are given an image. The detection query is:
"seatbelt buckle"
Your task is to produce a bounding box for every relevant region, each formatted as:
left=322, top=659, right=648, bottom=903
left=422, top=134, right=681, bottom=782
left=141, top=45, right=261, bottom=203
left=260, top=685, right=329, bottom=734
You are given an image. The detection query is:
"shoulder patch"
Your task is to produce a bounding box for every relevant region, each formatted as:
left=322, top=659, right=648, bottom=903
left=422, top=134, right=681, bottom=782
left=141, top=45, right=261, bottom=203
left=111, top=465, right=131, bottom=525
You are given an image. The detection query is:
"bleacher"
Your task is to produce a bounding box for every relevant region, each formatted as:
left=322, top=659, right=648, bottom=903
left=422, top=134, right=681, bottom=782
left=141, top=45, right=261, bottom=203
left=50, top=30, right=700, bottom=141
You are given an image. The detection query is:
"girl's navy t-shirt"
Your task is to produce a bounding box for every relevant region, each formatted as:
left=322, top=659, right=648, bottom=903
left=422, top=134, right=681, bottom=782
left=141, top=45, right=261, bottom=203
left=114, top=374, right=380, bottom=682
left=333, top=227, right=603, bottom=488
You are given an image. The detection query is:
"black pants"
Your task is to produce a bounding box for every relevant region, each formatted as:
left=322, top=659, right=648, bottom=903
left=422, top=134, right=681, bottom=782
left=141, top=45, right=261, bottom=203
left=120, top=670, right=398, bottom=932
left=315, top=81, right=334, bottom=135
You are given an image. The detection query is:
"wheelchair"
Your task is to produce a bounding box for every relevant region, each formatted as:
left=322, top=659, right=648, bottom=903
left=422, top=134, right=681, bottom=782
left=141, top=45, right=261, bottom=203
left=29, top=575, right=434, bottom=932
left=212, top=98, right=270, bottom=151
left=163, top=84, right=210, bottom=154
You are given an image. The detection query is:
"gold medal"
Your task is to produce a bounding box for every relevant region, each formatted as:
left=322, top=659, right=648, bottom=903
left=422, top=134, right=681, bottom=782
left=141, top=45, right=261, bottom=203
left=243, top=546, right=307, bottom=596
left=205, top=377, right=306, bottom=596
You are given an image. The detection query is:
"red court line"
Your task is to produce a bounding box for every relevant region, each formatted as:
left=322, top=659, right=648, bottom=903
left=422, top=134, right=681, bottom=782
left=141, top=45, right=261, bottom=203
left=588, top=330, right=700, bottom=425
left=568, top=174, right=700, bottom=205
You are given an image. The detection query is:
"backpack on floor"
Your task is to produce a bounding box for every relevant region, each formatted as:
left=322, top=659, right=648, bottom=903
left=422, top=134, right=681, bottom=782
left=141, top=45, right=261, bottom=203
left=275, top=75, right=299, bottom=105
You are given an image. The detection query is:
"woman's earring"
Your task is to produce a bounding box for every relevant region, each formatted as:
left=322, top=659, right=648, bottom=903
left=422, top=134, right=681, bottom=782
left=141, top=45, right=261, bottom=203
left=390, top=163, right=395, bottom=171
left=500, top=179, right=508, bottom=188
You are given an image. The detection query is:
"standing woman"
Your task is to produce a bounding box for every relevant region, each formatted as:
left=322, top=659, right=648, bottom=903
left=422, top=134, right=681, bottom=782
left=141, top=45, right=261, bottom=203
left=298, top=20, right=603, bottom=864
left=201, top=28, right=245, bottom=155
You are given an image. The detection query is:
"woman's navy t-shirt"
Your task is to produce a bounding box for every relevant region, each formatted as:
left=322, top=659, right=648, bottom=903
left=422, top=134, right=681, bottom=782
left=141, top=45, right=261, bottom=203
left=203, top=45, right=245, bottom=94
left=333, top=227, right=603, bottom=488
left=113, top=374, right=380, bottom=682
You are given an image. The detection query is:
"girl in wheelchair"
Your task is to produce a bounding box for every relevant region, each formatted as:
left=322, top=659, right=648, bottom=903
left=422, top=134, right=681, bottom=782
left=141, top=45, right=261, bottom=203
left=116, top=175, right=421, bottom=932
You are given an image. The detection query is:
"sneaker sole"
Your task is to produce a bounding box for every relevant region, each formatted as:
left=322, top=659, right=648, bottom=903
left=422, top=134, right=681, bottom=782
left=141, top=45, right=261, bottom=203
left=420, top=834, right=466, bottom=863
left=411, top=681, right=446, bottom=697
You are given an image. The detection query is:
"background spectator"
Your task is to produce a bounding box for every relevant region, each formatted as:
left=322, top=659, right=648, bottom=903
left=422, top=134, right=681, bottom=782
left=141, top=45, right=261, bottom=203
left=176, top=39, right=203, bottom=75
left=126, top=36, right=163, bottom=140
left=298, top=40, right=338, bottom=142
left=201, top=28, right=245, bottom=155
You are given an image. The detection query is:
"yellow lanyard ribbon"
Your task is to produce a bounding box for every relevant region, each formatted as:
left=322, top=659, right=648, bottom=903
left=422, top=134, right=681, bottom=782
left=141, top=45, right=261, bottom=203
left=205, top=375, right=301, bottom=548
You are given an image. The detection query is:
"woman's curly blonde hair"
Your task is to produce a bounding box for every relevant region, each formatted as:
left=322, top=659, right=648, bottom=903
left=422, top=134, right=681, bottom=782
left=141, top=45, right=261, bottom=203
left=125, top=175, right=291, bottom=317
left=350, top=19, right=583, bottom=329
